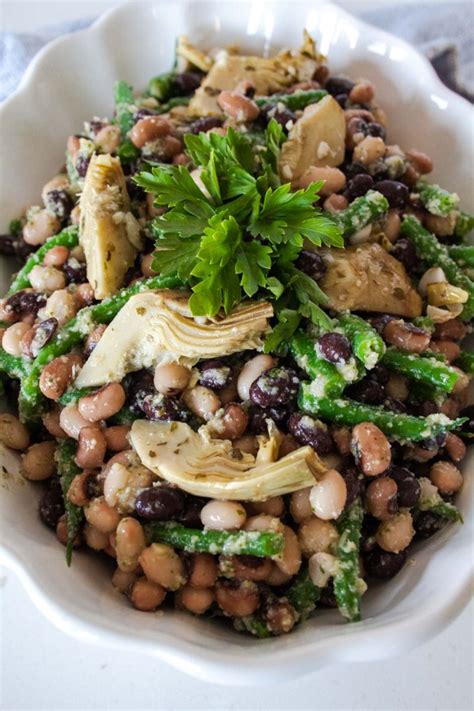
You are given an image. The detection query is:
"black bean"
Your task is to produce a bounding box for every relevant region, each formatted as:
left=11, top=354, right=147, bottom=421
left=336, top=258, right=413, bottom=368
left=370, top=363, right=390, bottom=385
left=335, top=93, right=348, bottom=108
left=249, top=406, right=289, bottom=433
left=141, top=393, right=190, bottom=423
left=39, top=480, right=65, bottom=528
left=389, top=466, right=421, bottom=508
left=63, top=258, right=87, bottom=284
left=173, top=71, right=202, bottom=95
left=366, top=122, right=386, bottom=139
left=124, top=369, right=155, bottom=413
left=383, top=397, right=407, bottom=413
left=249, top=367, right=299, bottom=408
left=411, top=400, right=439, bottom=417
left=295, top=250, right=327, bottom=280
left=343, top=161, right=369, bottom=179
left=190, top=116, right=224, bottom=134
left=346, top=377, right=385, bottom=405
left=44, top=189, right=73, bottom=220
left=373, top=180, right=409, bottom=208
left=418, top=431, right=447, bottom=451
left=15, top=236, right=36, bottom=263
left=288, top=412, right=333, bottom=455
left=135, top=486, right=186, bottom=521
left=369, top=314, right=396, bottom=334
left=340, top=465, right=362, bottom=508
left=5, top=290, right=46, bottom=318
left=85, top=473, right=103, bottom=499
left=198, top=360, right=232, bottom=390
left=412, top=510, right=446, bottom=539
left=133, top=108, right=156, bottom=122
left=177, top=496, right=207, bottom=528
left=318, top=332, right=352, bottom=364
left=30, top=318, right=58, bottom=357
left=318, top=582, right=337, bottom=608
left=126, top=176, right=146, bottom=201
left=0, top=233, right=19, bottom=257
left=260, top=104, right=297, bottom=130
left=88, top=118, right=106, bottom=135
left=75, top=154, right=91, bottom=178
left=344, top=173, right=374, bottom=201
left=325, top=77, right=355, bottom=96
left=363, top=547, right=407, bottom=579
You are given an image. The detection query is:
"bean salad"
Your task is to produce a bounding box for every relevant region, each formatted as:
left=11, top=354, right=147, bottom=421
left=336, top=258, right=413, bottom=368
left=0, top=31, right=472, bottom=637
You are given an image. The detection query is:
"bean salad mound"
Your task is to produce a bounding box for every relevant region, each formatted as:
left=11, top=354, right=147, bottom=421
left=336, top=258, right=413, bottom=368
left=0, top=31, right=472, bottom=638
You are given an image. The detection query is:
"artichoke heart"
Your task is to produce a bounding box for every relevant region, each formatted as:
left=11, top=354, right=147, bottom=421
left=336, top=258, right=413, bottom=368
left=80, top=153, right=141, bottom=300
left=130, top=420, right=325, bottom=501
left=75, top=291, right=273, bottom=388
left=189, top=31, right=323, bottom=117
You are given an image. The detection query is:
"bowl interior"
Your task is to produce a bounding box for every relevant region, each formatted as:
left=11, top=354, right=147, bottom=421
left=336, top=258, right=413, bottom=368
left=0, top=0, right=472, bottom=685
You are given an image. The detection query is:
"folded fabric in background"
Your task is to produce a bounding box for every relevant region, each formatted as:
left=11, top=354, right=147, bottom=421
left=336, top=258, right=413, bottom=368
left=0, top=2, right=472, bottom=102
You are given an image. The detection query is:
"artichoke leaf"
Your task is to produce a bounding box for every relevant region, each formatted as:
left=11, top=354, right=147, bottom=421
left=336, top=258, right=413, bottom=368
left=130, top=420, right=325, bottom=501
left=75, top=291, right=273, bottom=388
left=80, top=154, right=142, bottom=300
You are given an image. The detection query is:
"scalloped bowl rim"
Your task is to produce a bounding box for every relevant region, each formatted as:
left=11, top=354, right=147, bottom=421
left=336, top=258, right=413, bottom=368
left=0, top=0, right=473, bottom=686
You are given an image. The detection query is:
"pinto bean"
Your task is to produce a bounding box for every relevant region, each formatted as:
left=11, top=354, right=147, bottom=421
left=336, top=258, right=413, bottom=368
left=139, top=543, right=185, bottom=590
left=289, top=487, right=313, bottom=523
left=383, top=320, right=430, bottom=353
left=331, top=426, right=352, bottom=456
left=451, top=367, right=470, bottom=396
left=176, top=586, right=214, bottom=615
left=59, top=404, right=96, bottom=440
left=430, top=339, right=460, bottom=363
left=366, top=477, right=398, bottom=520
left=39, top=354, right=83, bottom=400
left=154, top=363, right=191, bottom=396
left=130, top=116, right=172, bottom=148
left=141, top=252, right=157, bottom=276
left=375, top=511, right=415, bottom=553
left=433, top=318, right=466, bottom=341
left=84, top=522, right=110, bottom=551
left=130, top=577, right=166, bottom=611
left=275, top=525, right=302, bottom=576
left=296, top=166, right=346, bottom=196
left=116, top=517, right=146, bottom=572
left=323, top=193, right=349, bottom=213
left=104, top=425, right=131, bottom=452
left=232, top=434, right=259, bottom=456
left=405, top=148, right=433, bottom=174
left=84, top=324, right=107, bottom=357
left=429, top=460, right=463, bottom=494
left=352, top=422, right=391, bottom=476
left=111, top=567, right=137, bottom=593
left=187, top=553, right=218, bottom=588
left=210, top=403, right=249, bottom=440
left=353, top=136, right=385, bottom=166
left=42, top=408, right=67, bottom=438
left=75, top=426, right=107, bottom=469
left=84, top=496, right=121, bottom=533
left=0, top=413, right=30, bottom=450
left=444, top=433, right=466, bottom=463
left=182, top=385, right=221, bottom=421
left=43, top=289, right=77, bottom=326
left=68, top=472, right=93, bottom=506
left=43, top=245, right=69, bottom=267
left=74, top=283, right=95, bottom=309
left=349, top=81, right=374, bottom=104
left=78, top=383, right=126, bottom=422
left=215, top=579, right=260, bottom=617
left=22, top=440, right=56, bottom=481
left=217, top=90, right=259, bottom=122
left=298, top=517, right=339, bottom=557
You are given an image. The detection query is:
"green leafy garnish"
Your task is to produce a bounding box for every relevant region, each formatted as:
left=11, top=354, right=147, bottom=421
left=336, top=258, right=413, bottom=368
left=134, top=124, right=343, bottom=349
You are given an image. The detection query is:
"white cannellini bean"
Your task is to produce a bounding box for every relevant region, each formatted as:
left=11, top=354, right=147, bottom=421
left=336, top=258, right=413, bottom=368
left=104, top=462, right=130, bottom=508
left=349, top=224, right=372, bottom=245
left=29, top=265, right=66, bottom=294
left=237, top=354, right=276, bottom=401
left=308, top=552, right=339, bottom=588
left=59, top=404, right=95, bottom=440
left=200, top=500, right=247, bottom=530
left=309, top=469, right=347, bottom=520
left=418, top=267, right=446, bottom=297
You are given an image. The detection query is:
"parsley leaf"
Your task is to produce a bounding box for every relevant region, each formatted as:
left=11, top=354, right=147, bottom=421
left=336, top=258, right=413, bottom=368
left=235, top=241, right=272, bottom=297
left=264, top=308, right=301, bottom=353
left=152, top=234, right=200, bottom=279
left=134, top=164, right=208, bottom=206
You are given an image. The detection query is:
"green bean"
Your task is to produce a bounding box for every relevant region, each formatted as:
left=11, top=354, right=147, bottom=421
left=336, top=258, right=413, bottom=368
left=286, top=565, right=321, bottom=622
left=454, top=211, right=474, bottom=239
left=417, top=476, right=463, bottom=523
left=416, top=181, right=460, bottom=217
left=6, top=227, right=79, bottom=296
left=337, top=313, right=385, bottom=369
left=400, top=215, right=474, bottom=321
left=412, top=316, right=434, bottom=334
left=117, top=138, right=140, bottom=164
left=0, top=350, right=29, bottom=379
left=109, top=408, right=140, bottom=425
left=334, top=499, right=364, bottom=622
left=18, top=274, right=183, bottom=420
left=233, top=616, right=272, bottom=639
left=332, top=190, right=389, bottom=237
left=447, top=245, right=474, bottom=270
left=454, top=350, right=474, bottom=376
left=114, top=80, right=136, bottom=135
left=289, top=330, right=347, bottom=398
left=58, top=387, right=94, bottom=407
left=144, top=522, right=284, bottom=557
left=156, top=96, right=191, bottom=114
left=148, top=71, right=175, bottom=101
left=56, top=439, right=83, bottom=566
left=298, top=383, right=465, bottom=442
left=382, top=348, right=460, bottom=393
left=255, top=89, right=327, bottom=111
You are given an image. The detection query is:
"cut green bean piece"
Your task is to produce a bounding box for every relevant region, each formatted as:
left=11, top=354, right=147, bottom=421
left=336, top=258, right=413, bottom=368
left=337, top=313, right=385, bottom=369
left=334, top=499, right=364, bottom=622
left=400, top=215, right=474, bottom=321
left=382, top=348, right=460, bottom=393
left=6, top=226, right=79, bottom=296
left=416, top=181, right=460, bottom=217
left=0, top=350, right=29, bottom=380
left=454, top=211, right=474, bottom=239
left=148, top=71, right=175, bottom=100
left=255, top=89, right=327, bottom=111
left=332, top=190, right=389, bottom=237
left=114, top=80, right=136, bottom=135
left=298, top=383, right=465, bottom=442
left=144, top=522, right=284, bottom=557
left=56, top=439, right=83, bottom=566
left=286, top=566, right=321, bottom=622
left=454, top=350, right=474, bottom=375
left=289, top=330, right=347, bottom=397
left=448, top=245, right=474, bottom=269
left=233, top=616, right=272, bottom=639
left=156, top=96, right=191, bottom=114
left=58, top=387, right=95, bottom=407
left=417, top=477, right=463, bottom=523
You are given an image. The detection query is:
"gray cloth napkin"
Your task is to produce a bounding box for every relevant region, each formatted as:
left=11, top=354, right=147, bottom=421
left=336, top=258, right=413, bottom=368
left=1, top=3, right=472, bottom=102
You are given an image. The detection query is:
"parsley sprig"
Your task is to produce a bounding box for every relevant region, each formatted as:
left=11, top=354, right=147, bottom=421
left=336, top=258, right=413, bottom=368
left=134, top=120, right=343, bottom=348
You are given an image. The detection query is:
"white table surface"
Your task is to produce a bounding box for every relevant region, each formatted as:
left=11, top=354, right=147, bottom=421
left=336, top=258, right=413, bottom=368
left=1, top=2, right=473, bottom=710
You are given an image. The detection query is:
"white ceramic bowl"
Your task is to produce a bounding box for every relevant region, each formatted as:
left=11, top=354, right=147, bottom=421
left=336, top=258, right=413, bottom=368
left=0, top=0, right=472, bottom=686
